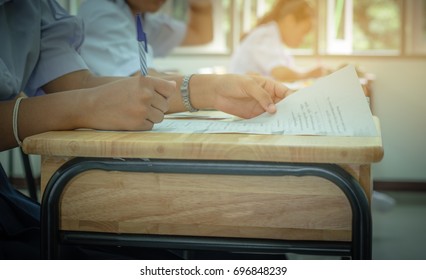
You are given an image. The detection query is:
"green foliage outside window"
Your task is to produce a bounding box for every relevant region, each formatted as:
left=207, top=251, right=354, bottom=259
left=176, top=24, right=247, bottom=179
left=353, top=0, right=401, bottom=51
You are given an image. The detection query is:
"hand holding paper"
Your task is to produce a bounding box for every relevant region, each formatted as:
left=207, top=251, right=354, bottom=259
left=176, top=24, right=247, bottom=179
left=154, top=65, right=378, bottom=137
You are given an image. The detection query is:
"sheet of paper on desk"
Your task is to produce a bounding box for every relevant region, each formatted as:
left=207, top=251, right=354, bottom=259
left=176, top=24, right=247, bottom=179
left=154, top=65, right=378, bottom=136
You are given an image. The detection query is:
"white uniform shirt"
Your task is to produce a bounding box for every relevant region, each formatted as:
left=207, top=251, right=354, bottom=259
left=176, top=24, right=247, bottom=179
left=229, top=22, right=295, bottom=77
left=78, top=0, right=186, bottom=76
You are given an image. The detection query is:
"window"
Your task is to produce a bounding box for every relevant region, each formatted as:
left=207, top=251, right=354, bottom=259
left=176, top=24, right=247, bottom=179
left=228, top=0, right=423, bottom=57
left=60, top=0, right=425, bottom=57
left=166, top=0, right=317, bottom=55
left=324, top=0, right=402, bottom=55
left=406, top=0, right=426, bottom=55
left=326, top=0, right=353, bottom=54
left=163, top=0, right=232, bottom=55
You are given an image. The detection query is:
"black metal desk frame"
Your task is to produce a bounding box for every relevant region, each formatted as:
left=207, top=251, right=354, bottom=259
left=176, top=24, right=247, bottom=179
left=41, top=157, right=372, bottom=259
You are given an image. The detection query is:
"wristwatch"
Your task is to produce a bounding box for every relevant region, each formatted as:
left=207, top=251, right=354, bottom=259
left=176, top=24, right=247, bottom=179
left=180, top=74, right=199, bottom=112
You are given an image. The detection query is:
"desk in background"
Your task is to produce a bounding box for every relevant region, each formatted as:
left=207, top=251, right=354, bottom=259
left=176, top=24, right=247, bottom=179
left=23, top=118, right=383, bottom=259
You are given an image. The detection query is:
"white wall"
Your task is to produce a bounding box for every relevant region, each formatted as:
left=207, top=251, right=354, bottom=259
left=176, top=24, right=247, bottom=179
left=155, top=55, right=426, bottom=182
left=352, top=58, right=426, bottom=181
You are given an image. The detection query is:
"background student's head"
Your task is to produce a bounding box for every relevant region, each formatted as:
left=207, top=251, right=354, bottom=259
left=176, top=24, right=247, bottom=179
left=257, top=0, right=314, bottom=48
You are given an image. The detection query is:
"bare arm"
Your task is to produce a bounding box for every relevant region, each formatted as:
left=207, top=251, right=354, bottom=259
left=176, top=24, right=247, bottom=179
left=130, top=72, right=289, bottom=118
left=42, top=69, right=121, bottom=93
left=165, top=74, right=289, bottom=119
left=1, top=72, right=289, bottom=152
left=271, top=65, right=328, bottom=82
left=1, top=75, right=175, bottom=152
left=181, top=0, right=213, bottom=46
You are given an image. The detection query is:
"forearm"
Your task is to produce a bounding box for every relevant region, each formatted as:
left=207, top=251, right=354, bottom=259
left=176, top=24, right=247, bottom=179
left=270, top=66, right=304, bottom=82
left=182, top=1, right=213, bottom=45
left=2, top=70, right=120, bottom=151
left=0, top=99, right=19, bottom=151
left=165, top=74, right=288, bottom=119
left=271, top=66, right=327, bottom=82
left=0, top=73, right=286, bottom=151
left=164, top=74, right=215, bottom=114
left=1, top=75, right=183, bottom=152
left=42, top=70, right=122, bottom=93
left=0, top=91, right=88, bottom=151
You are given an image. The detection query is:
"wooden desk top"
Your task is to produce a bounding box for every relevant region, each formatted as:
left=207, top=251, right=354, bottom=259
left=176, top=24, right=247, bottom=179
left=23, top=117, right=383, bottom=164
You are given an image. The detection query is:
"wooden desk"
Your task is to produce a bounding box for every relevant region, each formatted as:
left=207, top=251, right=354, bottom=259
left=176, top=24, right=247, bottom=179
left=23, top=118, right=383, bottom=259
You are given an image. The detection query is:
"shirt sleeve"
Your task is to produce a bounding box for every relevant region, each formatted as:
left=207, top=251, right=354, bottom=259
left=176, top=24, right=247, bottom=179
left=0, top=59, right=20, bottom=100
left=229, top=23, right=294, bottom=77
left=78, top=0, right=154, bottom=76
left=25, top=0, right=88, bottom=96
left=144, top=13, right=186, bottom=57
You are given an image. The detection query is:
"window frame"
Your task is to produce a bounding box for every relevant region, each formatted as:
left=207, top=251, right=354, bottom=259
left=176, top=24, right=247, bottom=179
left=234, top=0, right=426, bottom=58
left=405, top=0, right=426, bottom=55
left=325, top=0, right=353, bottom=55
left=61, top=0, right=426, bottom=58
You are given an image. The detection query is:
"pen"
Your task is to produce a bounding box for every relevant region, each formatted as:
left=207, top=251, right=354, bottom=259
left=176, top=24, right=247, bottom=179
left=136, top=13, right=148, bottom=76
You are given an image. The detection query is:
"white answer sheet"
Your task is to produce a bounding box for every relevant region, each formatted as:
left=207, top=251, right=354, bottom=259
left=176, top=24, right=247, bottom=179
left=154, top=65, right=378, bottom=137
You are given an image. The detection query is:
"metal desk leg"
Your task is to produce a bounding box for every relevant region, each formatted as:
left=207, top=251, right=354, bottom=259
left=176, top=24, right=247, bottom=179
left=20, top=148, right=38, bottom=201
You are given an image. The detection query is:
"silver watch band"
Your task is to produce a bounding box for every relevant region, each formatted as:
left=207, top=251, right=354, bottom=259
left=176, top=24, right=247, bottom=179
left=180, top=74, right=198, bottom=112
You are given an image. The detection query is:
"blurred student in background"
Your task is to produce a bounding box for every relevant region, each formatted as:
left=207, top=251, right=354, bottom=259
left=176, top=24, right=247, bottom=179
left=229, top=0, right=328, bottom=82
left=78, top=0, right=213, bottom=76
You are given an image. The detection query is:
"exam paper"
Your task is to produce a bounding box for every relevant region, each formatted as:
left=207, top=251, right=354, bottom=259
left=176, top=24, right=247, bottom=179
left=154, top=65, right=378, bottom=136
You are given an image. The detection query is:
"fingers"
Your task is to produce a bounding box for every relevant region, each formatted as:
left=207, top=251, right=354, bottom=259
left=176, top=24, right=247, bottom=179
left=249, top=76, right=290, bottom=113
left=146, top=107, right=164, bottom=124
left=274, top=81, right=290, bottom=100
left=150, top=88, right=170, bottom=113
left=139, top=119, right=155, bottom=131
left=140, top=89, right=167, bottom=125
left=249, top=84, right=276, bottom=114
left=138, top=76, right=176, bottom=127
left=146, top=76, right=176, bottom=99
left=252, top=75, right=289, bottom=100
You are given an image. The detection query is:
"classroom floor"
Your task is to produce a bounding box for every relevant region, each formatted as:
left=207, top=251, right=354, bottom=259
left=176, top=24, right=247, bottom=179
left=371, top=191, right=426, bottom=260
left=288, top=190, right=426, bottom=260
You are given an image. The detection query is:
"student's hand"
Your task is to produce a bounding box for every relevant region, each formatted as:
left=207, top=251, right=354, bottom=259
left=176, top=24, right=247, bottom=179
left=198, top=74, right=289, bottom=119
left=82, top=76, right=176, bottom=131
